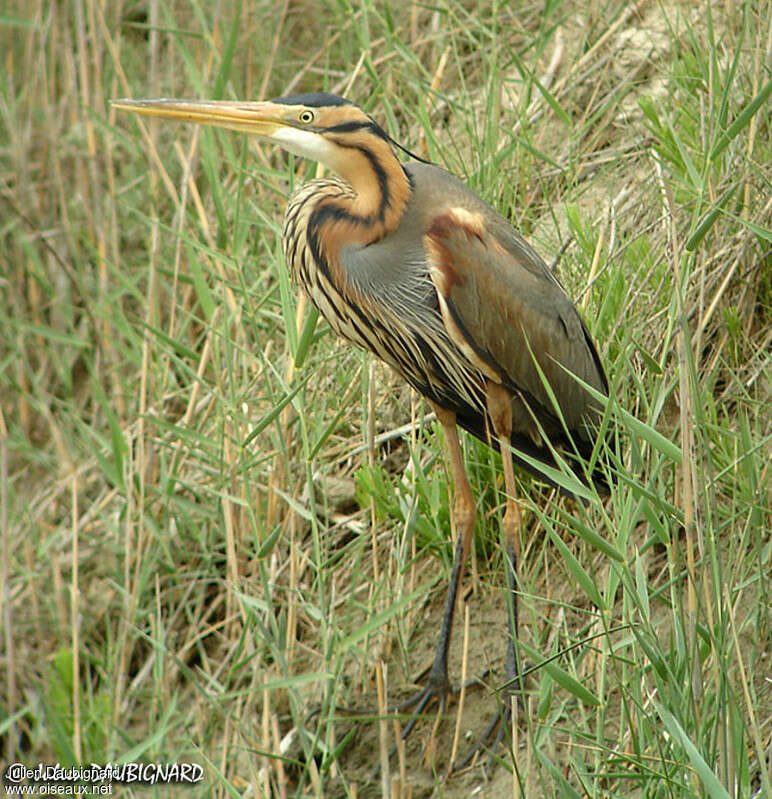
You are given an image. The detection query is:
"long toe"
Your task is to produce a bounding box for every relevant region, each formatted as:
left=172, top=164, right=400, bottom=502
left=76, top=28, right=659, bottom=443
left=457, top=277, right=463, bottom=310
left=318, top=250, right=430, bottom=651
left=453, top=696, right=513, bottom=772
left=392, top=672, right=454, bottom=742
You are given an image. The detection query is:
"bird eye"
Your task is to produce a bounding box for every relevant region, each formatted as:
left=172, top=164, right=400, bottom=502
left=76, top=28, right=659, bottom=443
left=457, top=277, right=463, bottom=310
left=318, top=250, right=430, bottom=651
left=298, top=109, right=315, bottom=124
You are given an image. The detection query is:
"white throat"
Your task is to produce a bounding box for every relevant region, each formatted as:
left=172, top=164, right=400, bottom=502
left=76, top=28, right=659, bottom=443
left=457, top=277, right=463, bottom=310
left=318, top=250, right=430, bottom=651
left=271, top=127, right=337, bottom=167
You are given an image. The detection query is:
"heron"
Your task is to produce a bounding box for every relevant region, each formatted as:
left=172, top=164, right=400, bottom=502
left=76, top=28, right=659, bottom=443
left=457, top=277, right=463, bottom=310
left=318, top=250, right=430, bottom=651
left=114, top=92, right=611, bottom=764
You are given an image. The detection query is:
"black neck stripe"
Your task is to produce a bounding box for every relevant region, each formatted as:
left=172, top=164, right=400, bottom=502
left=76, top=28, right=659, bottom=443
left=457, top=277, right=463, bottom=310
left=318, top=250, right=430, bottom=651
left=321, top=120, right=390, bottom=141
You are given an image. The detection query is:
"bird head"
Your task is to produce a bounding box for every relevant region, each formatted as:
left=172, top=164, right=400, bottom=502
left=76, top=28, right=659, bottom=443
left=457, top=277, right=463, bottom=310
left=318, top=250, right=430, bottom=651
left=112, top=92, right=397, bottom=182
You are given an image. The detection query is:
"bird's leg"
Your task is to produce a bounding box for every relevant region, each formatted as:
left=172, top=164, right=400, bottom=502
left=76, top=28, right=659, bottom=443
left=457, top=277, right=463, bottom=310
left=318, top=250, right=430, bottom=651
left=394, top=403, right=476, bottom=740
left=486, top=383, right=523, bottom=701
left=455, top=382, right=523, bottom=770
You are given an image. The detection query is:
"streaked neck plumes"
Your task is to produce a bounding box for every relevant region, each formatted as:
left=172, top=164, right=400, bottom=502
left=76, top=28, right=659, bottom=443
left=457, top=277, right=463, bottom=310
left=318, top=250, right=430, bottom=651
left=313, top=119, right=412, bottom=248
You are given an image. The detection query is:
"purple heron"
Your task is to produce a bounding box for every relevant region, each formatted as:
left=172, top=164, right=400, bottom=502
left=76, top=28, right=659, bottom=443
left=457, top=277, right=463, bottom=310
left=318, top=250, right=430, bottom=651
left=114, top=92, right=611, bottom=764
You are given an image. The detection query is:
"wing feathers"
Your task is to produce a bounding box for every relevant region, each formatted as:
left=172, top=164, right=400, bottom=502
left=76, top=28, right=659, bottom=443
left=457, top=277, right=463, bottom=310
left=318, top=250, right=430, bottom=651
left=425, top=208, right=606, bottom=438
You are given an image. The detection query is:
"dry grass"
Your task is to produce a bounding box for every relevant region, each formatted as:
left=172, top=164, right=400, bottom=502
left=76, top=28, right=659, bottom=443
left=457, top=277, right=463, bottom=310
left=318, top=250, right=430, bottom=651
left=1, top=1, right=770, bottom=797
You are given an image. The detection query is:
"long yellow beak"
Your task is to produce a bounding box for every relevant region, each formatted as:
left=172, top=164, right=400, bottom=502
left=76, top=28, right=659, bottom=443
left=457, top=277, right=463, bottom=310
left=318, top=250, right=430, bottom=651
left=111, top=98, right=288, bottom=137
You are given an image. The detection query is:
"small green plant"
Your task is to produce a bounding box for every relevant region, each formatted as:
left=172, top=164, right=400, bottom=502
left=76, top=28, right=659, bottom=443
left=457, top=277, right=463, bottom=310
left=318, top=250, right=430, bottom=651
left=40, top=649, right=111, bottom=766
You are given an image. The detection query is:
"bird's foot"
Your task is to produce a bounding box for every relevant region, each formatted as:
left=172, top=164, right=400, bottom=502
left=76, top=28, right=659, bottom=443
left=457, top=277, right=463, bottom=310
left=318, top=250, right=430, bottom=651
left=317, top=668, right=461, bottom=731
left=388, top=666, right=495, bottom=773
left=452, top=681, right=524, bottom=773
left=391, top=667, right=456, bottom=743
left=453, top=700, right=510, bottom=772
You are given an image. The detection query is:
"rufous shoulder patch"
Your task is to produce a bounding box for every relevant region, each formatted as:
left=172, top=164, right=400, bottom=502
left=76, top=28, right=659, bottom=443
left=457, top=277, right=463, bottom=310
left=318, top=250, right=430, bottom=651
left=425, top=207, right=487, bottom=295
left=424, top=209, right=502, bottom=383
left=427, top=207, right=486, bottom=243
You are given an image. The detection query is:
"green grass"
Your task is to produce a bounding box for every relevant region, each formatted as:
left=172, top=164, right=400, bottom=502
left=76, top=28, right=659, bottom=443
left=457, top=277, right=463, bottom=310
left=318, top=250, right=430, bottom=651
left=1, top=1, right=770, bottom=797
